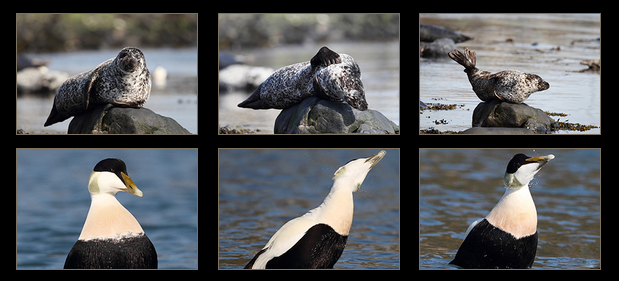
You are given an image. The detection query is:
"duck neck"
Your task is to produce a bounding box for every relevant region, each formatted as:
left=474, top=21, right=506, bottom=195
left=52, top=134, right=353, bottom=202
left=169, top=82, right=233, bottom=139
left=317, top=183, right=354, bottom=236
left=486, top=185, right=537, bottom=239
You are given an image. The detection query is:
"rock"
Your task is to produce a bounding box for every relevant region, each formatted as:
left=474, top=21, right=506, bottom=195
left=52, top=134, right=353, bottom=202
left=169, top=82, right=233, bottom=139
left=419, top=23, right=472, bottom=43
left=218, top=64, right=274, bottom=92
left=16, top=66, right=69, bottom=94
left=68, top=104, right=191, bottom=134
left=461, top=127, right=535, bottom=134
left=420, top=38, right=456, bottom=58
left=472, top=99, right=554, bottom=134
left=274, top=96, right=399, bottom=134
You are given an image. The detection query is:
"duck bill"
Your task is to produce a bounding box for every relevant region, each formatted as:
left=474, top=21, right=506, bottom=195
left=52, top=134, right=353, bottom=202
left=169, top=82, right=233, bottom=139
left=121, top=172, right=143, bottom=197
left=526, top=154, right=555, bottom=170
left=365, top=150, right=386, bottom=170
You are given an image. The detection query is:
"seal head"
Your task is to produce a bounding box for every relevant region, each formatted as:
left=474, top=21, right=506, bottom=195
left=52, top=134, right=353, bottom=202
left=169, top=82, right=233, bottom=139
left=237, top=46, right=368, bottom=111
left=44, top=47, right=151, bottom=127
left=312, top=54, right=367, bottom=110
left=448, top=48, right=549, bottom=104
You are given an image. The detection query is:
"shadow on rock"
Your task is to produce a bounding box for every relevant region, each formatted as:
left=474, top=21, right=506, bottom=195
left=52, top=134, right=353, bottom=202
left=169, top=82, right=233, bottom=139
left=274, top=97, right=398, bottom=134
left=472, top=99, right=554, bottom=134
left=68, top=104, right=191, bottom=134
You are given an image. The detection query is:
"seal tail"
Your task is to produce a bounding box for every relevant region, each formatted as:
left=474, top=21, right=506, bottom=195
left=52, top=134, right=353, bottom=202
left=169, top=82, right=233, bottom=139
left=448, top=48, right=477, bottom=70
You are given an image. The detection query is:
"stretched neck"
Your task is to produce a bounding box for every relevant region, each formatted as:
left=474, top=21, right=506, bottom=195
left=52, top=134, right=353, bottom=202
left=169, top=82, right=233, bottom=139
left=316, top=182, right=355, bottom=236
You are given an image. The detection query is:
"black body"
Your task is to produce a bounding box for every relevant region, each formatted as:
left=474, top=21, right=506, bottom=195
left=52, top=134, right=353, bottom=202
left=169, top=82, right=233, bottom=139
left=245, top=223, right=348, bottom=269
left=64, top=234, right=157, bottom=269
left=450, top=219, right=537, bottom=269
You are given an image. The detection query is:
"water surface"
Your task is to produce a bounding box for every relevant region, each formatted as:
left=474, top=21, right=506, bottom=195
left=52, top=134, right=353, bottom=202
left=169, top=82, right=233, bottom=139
left=420, top=14, right=600, bottom=134
left=420, top=149, right=600, bottom=269
left=219, top=149, right=400, bottom=269
left=16, top=149, right=198, bottom=269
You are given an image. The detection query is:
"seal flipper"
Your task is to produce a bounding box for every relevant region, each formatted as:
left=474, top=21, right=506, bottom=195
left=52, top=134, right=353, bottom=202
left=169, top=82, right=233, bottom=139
left=238, top=83, right=267, bottom=109
left=82, top=69, right=99, bottom=110
left=44, top=67, right=99, bottom=127
left=310, top=47, right=341, bottom=69
left=43, top=97, right=72, bottom=126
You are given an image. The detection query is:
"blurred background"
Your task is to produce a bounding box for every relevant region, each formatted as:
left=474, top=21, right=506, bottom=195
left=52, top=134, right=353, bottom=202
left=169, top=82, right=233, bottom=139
left=218, top=14, right=400, bottom=133
left=16, top=14, right=197, bottom=134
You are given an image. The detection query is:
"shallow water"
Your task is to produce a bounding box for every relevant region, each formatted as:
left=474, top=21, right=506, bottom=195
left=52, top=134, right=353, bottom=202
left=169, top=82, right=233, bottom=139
left=16, top=149, right=198, bottom=269
left=420, top=14, right=600, bottom=134
left=219, top=149, right=400, bottom=269
left=419, top=149, right=600, bottom=269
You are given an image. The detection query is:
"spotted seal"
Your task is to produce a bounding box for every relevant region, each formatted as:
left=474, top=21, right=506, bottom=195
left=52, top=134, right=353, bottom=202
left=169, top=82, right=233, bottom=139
left=448, top=48, right=549, bottom=104
left=237, top=46, right=367, bottom=111
left=44, top=47, right=151, bottom=127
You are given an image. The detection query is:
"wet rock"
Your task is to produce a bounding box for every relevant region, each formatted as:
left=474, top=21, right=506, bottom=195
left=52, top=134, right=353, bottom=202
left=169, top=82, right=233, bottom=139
left=218, top=64, right=274, bottom=92
left=419, top=23, right=472, bottom=43
left=16, top=66, right=68, bottom=94
left=420, top=38, right=456, bottom=58
left=580, top=59, right=600, bottom=72
left=68, top=104, right=190, bottom=134
left=472, top=99, right=554, bottom=134
left=274, top=97, right=398, bottom=134
left=461, top=127, right=535, bottom=134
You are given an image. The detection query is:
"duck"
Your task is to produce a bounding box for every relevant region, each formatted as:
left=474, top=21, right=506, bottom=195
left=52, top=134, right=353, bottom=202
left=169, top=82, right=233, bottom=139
left=64, top=158, right=157, bottom=269
left=244, top=150, right=386, bottom=269
left=450, top=153, right=554, bottom=269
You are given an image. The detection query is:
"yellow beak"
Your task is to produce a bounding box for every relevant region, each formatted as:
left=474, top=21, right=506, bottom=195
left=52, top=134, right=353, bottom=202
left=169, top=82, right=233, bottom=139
left=121, top=172, right=143, bottom=197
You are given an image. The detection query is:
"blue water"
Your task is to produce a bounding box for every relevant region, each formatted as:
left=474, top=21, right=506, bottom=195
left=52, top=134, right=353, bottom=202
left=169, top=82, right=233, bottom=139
left=16, top=149, right=197, bottom=269
left=218, top=149, right=400, bottom=269
left=420, top=149, right=600, bottom=269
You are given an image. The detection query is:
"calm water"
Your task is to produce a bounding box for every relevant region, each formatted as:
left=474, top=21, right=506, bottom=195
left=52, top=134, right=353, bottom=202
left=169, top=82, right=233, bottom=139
left=420, top=14, right=600, bottom=134
left=219, top=42, right=400, bottom=133
left=16, top=149, right=198, bottom=269
left=219, top=149, right=400, bottom=269
left=17, top=47, right=197, bottom=134
left=420, top=149, right=600, bottom=269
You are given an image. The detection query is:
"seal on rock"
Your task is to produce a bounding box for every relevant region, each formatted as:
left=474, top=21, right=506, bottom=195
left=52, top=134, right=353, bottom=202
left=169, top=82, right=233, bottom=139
left=448, top=48, right=549, bottom=104
left=237, top=46, right=368, bottom=111
left=44, top=47, right=151, bottom=127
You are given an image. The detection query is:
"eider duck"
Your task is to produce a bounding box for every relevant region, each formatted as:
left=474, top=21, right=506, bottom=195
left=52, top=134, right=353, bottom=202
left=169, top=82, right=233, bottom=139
left=64, top=158, right=157, bottom=269
left=244, top=150, right=386, bottom=269
left=450, top=153, right=554, bottom=269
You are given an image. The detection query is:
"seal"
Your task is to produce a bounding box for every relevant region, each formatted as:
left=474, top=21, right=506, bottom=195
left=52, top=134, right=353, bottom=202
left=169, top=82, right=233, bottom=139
left=44, top=47, right=151, bottom=127
left=448, top=48, right=549, bottom=104
left=237, top=46, right=367, bottom=111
